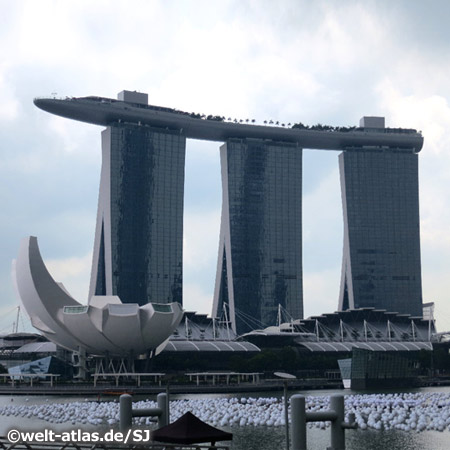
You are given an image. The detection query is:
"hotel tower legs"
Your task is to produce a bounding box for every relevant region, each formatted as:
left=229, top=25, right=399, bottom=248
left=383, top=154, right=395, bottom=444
left=89, top=123, right=186, bottom=306
left=338, top=148, right=423, bottom=317
left=212, top=139, right=303, bottom=334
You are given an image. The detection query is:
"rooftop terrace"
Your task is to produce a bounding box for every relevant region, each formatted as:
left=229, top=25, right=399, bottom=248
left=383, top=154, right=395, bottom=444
left=34, top=91, right=424, bottom=152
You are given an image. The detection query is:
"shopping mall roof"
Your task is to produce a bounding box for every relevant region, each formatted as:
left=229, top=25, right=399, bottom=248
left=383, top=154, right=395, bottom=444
left=163, top=340, right=260, bottom=352
left=299, top=341, right=433, bottom=352
left=14, top=342, right=58, bottom=354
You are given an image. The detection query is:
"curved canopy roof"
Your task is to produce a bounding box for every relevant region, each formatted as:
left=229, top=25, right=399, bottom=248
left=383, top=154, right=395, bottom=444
left=163, top=340, right=260, bottom=352
left=14, top=342, right=58, bottom=353
left=299, top=341, right=433, bottom=352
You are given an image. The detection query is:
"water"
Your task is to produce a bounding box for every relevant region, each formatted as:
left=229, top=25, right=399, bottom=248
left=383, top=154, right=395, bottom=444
left=230, top=426, right=450, bottom=450
left=1, top=387, right=450, bottom=449
left=174, top=387, right=450, bottom=450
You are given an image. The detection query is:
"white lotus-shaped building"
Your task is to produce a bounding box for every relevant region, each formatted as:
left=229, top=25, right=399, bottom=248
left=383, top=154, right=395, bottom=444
left=15, top=236, right=183, bottom=357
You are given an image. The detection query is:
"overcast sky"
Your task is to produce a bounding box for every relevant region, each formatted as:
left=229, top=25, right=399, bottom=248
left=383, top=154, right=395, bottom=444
left=1, top=0, right=450, bottom=334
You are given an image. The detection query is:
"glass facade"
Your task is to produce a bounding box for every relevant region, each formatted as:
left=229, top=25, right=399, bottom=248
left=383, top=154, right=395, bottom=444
left=338, top=149, right=423, bottom=316
left=350, top=348, right=418, bottom=389
left=91, top=123, right=185, bottom=306
left=213, top=139, right=303, bottom=334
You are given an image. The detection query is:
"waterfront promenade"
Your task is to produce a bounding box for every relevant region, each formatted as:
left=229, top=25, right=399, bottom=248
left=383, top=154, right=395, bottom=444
left=2, top=369, right=450, bottom=396
left=0, top=378, right=343, bottom=396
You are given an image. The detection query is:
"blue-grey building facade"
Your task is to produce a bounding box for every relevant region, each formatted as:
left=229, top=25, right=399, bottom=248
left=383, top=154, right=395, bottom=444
left=88, top=122, right=185, bottom=306
left=212, top=139, right=303, bottom=334
left=338, top=148, right=423, bottom=317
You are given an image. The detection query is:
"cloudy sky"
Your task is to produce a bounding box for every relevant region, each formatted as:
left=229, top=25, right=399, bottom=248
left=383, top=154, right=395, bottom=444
left=1, top=0, right=450, bottom=334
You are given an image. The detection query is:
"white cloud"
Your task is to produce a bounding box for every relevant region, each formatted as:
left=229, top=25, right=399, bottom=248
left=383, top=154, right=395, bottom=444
left=303, top=267, right=341, bottom=319
left=302, top=161, right=343, bottom=278
left=45, top=116, right=99, bottom=156
left=376, top=78, right=450, bottom=155
left=303, top=165, right=342, bottom=242
left=45, top=252, right=92, bottom=303
left=183, top=209, right=221, bottom=269
left=422, top=269, right=450, bottom=332
left=302, top=164, right=343, bottom=318
left=0, top=66, right=20, bottom=121
left=182, top=207, right=221, bottom=315
left=182, top=283, right=214, bottom=316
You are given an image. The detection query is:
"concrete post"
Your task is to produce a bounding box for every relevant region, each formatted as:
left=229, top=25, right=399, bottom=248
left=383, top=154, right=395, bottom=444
left=329, top=394, right=345, bottom=450
left=165, top=384, right=170, bottom=425
left=120, top=393, right=168, bottom=431
left=119, top=394, right=132, bottom=432
left=291, top=395, right=307, bottom=450
left=157, top=393, right=168, bottom=427
left=284, top=381, right=289, bottom=450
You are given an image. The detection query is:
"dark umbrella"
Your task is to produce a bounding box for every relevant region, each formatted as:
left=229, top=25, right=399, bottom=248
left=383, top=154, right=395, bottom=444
left=151, top=411, right=233, bottom=446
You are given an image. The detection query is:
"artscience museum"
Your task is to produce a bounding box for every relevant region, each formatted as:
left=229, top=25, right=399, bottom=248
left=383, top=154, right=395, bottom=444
left=15, top=236, right=183, bottom=358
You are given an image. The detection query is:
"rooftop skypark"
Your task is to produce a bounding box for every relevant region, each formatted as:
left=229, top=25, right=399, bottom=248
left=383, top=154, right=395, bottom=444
left=34, top=93, right=423, bottom=152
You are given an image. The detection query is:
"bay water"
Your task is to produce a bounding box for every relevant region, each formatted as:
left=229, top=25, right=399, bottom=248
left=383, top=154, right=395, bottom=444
left=1, top=386, right=450, bottom=449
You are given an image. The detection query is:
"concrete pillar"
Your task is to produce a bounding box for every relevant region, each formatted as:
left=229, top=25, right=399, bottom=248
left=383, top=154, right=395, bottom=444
left=157, top=393, right=168, bottom=427
left=165, top=384, right=171, bottom=424
left=119, top=394, right=132, bottom=432
left=283, top=381, right=289, bottom=450
left=291, top=394, right=307, bottom=450
left=329, top=395, right=345, bottom=450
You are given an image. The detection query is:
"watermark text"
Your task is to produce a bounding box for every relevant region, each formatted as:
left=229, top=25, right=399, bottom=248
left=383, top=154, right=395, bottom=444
left=7, top=429, right=152, bottom=444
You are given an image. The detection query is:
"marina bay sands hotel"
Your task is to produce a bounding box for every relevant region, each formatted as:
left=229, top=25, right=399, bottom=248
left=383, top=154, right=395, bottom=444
left=34, top=90, right=424, bottom=334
